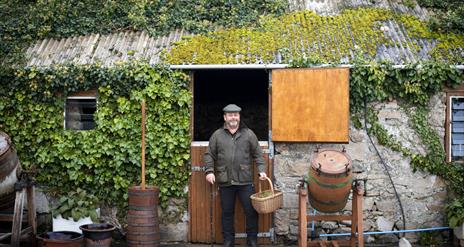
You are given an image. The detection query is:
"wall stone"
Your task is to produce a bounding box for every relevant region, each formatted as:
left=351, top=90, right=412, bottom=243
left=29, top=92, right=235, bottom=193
left=34, top=94, right=447, bottom=244
left=273, top=96, right=448, bottom=244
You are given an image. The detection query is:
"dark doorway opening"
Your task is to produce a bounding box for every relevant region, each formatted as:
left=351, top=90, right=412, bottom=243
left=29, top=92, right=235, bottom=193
left=193, top=69, right=269, bottom=141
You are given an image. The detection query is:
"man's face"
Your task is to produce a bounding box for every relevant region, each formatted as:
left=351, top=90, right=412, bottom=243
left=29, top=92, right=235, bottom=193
left=224, top=112, right=240, bottom=129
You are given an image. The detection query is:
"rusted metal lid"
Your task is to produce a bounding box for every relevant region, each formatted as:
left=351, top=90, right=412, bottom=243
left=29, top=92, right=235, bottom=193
left=311, top=149, right=352, bottom=174
left=0, top=131, right=11, bottom=157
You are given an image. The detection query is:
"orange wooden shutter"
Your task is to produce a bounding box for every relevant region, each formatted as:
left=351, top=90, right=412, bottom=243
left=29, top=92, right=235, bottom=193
left=271, top=68, right=349, bottom=142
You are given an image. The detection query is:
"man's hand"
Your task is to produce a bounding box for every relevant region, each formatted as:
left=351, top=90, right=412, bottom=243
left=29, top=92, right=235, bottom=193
left=259, top=172, right=267, bottom=180
left=206, top=173, right=215, bottom=184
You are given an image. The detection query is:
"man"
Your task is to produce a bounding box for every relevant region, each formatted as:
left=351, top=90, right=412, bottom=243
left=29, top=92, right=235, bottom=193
left=204, top=104, right=267, bottom=247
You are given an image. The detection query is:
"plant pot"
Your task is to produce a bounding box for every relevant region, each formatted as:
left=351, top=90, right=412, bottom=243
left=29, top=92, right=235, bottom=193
left=37, top=231, right=83, bottom=247
left=53, top=214, right=93, bottom=233
left=79, top=223, right=115, bottom=247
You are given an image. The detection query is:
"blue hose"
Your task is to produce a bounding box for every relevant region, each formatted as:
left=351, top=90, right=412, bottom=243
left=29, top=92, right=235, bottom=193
left=318, top=226, right=451, bottom=237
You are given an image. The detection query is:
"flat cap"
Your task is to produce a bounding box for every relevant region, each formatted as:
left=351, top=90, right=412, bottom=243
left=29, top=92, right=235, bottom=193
left=223, top=104, right=241, bottom=112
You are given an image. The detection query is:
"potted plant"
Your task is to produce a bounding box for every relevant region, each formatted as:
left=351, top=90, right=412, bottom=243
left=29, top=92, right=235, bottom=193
left=52, top=188, right=100, bottom=233
left=446, top=197, right=464, bottom=240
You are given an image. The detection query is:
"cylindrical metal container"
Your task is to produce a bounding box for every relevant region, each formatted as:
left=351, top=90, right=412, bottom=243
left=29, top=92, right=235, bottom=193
left=308, top=149, right=352, bottom=213
left=37, top=231, right=83, bottom=247
left=0, top=131, right=21, bottom=211
left=127, top=186, right=160, bottom=247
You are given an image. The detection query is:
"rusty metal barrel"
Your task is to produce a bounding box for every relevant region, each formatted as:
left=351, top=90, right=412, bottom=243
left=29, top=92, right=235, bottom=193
left=308, top=149, right=352, bottom=213
left=0, top=131, right=22, bottom=211
left=127, top=186, right=160, bottom=247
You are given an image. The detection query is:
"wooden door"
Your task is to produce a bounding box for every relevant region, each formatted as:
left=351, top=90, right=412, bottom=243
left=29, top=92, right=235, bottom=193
left=189, top=143, right=273, bottom=244
left=271, top=67, right=350, bottom=142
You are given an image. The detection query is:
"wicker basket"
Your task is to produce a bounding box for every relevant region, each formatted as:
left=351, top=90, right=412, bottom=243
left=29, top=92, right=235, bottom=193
left=250, top=177, right=283, bottom=214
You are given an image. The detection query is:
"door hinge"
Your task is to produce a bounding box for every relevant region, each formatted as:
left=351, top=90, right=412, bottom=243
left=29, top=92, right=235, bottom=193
left=191, top=166, right=207, bottom=172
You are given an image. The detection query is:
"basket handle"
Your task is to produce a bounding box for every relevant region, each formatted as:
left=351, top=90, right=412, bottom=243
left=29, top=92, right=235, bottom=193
left=258, top=177, right=274, bottom=195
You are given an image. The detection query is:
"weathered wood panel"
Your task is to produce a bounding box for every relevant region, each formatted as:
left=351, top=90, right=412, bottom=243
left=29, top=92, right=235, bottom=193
left=189, top=145, right=272, bottom=244
left=271, top=68, right=349, bottom=142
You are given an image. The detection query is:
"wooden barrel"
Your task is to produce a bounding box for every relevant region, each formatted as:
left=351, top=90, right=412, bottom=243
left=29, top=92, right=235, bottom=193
left=308, top=149, right=352, bottom=213
left=127, top=186, right=160, bottom=247
left=0, top=131, right=21, bottom=211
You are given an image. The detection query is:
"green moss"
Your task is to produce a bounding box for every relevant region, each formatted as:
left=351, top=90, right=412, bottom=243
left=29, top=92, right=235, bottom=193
left=166, top=8, right=464, bottom=65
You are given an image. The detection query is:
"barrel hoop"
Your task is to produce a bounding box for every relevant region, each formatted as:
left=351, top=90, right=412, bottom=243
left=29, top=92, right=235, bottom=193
left=308, top=192, right=349, bottom=206
left=308, top=174, right=352, bottom=189
left=127, top=210, right=158, bottom=218
left=310, top=166, right=351, bottom=178
left=127, top=223, right=158, bottom=227
left=128, top=205, right=158, bottom=211
left=127, top=232, right=160, bottom=236
left=126, top=241, right=160, bottom=244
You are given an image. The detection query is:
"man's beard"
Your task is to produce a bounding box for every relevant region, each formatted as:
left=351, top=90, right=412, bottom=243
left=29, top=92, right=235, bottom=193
left=226, top=120, right=239, bottom=129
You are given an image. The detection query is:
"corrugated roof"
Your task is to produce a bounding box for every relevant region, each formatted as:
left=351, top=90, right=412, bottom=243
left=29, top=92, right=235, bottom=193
left=25, top=30, right=189, bottom=67
left=25, top=1, right=462, bottom=66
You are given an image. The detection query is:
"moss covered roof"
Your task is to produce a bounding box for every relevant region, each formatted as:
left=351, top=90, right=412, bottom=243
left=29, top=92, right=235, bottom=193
left=26, top=8, right=463, bottom=66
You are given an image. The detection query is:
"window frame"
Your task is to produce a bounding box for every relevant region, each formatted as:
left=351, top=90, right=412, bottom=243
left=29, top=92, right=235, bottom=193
left=445, top=88, right=464, bottom=162
left=64, top=90, right=98, bottom=131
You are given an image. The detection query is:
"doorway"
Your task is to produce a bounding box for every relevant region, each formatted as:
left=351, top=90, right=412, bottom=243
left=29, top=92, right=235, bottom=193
left=189, top=69, right=273, bottom=244
left=192, top=69, right=269, bottom=141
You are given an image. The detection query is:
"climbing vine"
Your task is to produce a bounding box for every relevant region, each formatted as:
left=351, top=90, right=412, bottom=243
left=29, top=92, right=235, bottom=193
left=0, top=0, right=287, bottom=68
left=349, top=61, right=464, bottom=226
left=0, top=62, right=192, bottom=209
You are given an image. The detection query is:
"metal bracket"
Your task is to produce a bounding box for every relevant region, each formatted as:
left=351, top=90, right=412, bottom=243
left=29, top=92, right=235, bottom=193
left=191, top=166, right=207, bottom=172
left=235, top=228, right=274, bottom=239
left=268, top=131, right=274, bottom=159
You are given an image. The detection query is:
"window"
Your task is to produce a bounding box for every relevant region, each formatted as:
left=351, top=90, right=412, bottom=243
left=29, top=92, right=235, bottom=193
left=65, top=95, right=97, bottom=130
left=447, top=95, right=464, bottom=162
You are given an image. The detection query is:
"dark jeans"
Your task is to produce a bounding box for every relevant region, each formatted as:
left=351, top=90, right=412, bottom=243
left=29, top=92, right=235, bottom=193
left=219, top=184, right=258, bottom=241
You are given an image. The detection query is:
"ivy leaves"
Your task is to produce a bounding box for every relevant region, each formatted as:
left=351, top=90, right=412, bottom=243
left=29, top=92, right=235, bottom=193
left=350, top=61, right=463, bottom=113
left=0, top=62, right=191, bottom=209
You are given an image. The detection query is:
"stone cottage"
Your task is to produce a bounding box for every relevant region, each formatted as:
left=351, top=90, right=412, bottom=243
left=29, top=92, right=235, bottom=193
left=22, top=0, right=464, bottom=245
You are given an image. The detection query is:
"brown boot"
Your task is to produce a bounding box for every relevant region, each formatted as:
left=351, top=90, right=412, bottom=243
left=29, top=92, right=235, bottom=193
left=246, top=237, right=258, bottom=247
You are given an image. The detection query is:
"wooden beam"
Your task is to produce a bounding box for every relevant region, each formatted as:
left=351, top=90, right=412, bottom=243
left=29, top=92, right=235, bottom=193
left=11, top=190, right=25, bottom=246
left=298, top=188, right=307, bottom=247
left=27, top=185, right=37, bottom=247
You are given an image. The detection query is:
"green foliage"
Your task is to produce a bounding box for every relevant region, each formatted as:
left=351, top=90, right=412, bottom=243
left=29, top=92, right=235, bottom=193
left=365, top=107, right=411, bottom=156
left=416, top=0, right=464, bottom=33
left=418, top=230, right=446, bottom=246
left=446, top=197, right=464, bottom=227
left=0, top=62, right=192, bottom=208
left=350, top=61, right=463, bottom=113
left=350, top=60, right=464, bottom=227
left=0, top=0, right=287, bottom=67
left=52, top=188, right=99, bottom=222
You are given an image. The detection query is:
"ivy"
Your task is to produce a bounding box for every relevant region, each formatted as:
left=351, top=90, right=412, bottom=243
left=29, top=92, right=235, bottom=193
left=0, top=62, right=192, bottom=209
left=350, top=60, right=463, bottom=113
left=0, top=0, right=287, bottom=68
left=350, top=60, right=464, bottom=226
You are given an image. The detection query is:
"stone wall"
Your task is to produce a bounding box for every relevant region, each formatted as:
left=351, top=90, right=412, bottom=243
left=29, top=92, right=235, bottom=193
left=32, top=93, right=450, bottom=244
left=273, top=93, right=449, bottom=243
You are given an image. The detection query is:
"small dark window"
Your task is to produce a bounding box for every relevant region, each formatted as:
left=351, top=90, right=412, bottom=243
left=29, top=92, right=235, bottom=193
left=65, top=98, right=97, bottom=130
left=450, top=96, right=464, bottom=161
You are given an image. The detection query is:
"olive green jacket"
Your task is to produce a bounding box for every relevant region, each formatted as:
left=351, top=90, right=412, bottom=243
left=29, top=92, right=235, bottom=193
left=204, top=124, right=265, bottom=186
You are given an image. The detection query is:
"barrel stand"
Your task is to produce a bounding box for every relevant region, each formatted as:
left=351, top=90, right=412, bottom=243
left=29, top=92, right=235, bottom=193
left=0, top=175, right=37, bottom=247
left=298, top=185, right=364, bottom=247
